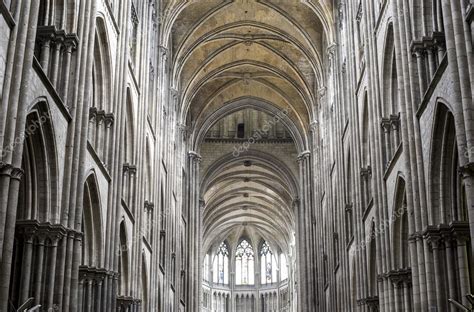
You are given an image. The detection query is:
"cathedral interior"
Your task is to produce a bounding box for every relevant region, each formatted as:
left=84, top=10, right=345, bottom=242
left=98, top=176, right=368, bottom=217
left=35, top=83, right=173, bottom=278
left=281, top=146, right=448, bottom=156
left=0, top=0, right=473, bottom=311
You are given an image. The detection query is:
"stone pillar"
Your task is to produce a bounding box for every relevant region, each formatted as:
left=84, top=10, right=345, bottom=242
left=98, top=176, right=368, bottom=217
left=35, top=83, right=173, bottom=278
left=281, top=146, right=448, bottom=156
left=442, top=232, right=457, bottom=312
left=33, top=234, right=46, bottom=305
left=187, top=151, right=202, bottom=312
left=104, top=113, right=115, bottom=167
left=453, top=225, right=471, bottom=308
left=96, top=278, right=103, bottom=312
left=428, top=234, right=445, bottom=311
left=296, top=150, right=313, bottom=312
left=0, top=1, right=40, bottom=309
left=381, top=118, right=392, bottom=165
left=402, top=279, right=412, bottom=312
left=19, top=230, right=35, bottom=304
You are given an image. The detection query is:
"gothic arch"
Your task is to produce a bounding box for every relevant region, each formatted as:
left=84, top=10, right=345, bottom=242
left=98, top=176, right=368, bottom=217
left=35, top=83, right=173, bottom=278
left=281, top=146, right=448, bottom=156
left=368, top=220, right=378, bottom=296
left=9, top=99, right=59, bottom=309
left=428, top=101, right=467, bottom=223
left=18, top=99, right=59, bottom=223
left=192, top=97, right=306, bottom=154
left=92, top=16, right=113, bottom=113
left=119, top=220, right=130, bottom=296
left=124, top=88, right=136, bottom=164
left=391, top=176, right=409, bottom=268
left=37, top=0, right=79, bottom=32
left=82, top=172, right=104, bottom=267
left=381, top=22, right=399, bottom=117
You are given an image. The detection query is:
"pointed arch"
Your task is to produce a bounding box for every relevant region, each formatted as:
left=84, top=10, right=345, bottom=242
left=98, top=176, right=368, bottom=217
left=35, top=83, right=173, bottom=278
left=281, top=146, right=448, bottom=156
left=368, top=221, right=378, bottom=296
left=391, top=176, right=409, bottom=268
left=429, top=102, right=467, bottom=223
left=81, top=172, right=104, bottom=267
left=18, top=99, right=59, bottom=223
left=119, top=220, right=130, bottom=296
left=212, top=241, right=230, bottom=285
left=141, top=252, right=149, bottom=312
left=235, top=238, right=255, bottom=285
left=124, top=88, right=136, bottom=164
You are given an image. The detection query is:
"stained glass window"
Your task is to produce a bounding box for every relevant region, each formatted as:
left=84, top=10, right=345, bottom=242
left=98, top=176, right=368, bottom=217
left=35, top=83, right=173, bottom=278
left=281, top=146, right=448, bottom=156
left=235, top=239, right=254, bottom=285
left=212, top=242, right=229, bottom=284
left=260, top=241, right=278, bottom=284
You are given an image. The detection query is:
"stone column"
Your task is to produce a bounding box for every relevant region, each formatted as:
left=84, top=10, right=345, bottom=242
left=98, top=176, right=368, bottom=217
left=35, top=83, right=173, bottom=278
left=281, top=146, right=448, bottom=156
left=34, top=234, right=46, bottom=305
left=428, top=234, right=445, bottom=310
left=123, top=164, right=130, bottom=202
left=0, top=1, right=40, bottom=309
left=381, top=118, right=392, bottom=165
left=78, top=277, right=84, bottom=312
left=86, top=278, right=93, bottom=312
left=187, top=151, right=202, bottom=312
left=297, top=150, right=313, bottom=312
left=96, top=278, right=103, bottom=312
left=95, top=110, right=105, bottom=155
left=129, top=165, right=137, bottom=211
left=402, top=279, right=412, bottom=312
left=19, top=230, right=35, bottom=304
left=104, top=113, right=115, bottom=167
left=442, top=232, right=457, bottom=312
left=453, top=229, right=471, bottom=308
left=50, top=34, right=64, bottom=87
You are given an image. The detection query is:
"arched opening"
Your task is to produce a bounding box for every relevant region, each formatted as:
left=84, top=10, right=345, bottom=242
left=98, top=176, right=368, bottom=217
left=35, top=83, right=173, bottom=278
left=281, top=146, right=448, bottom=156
left=141, top=254, right=149, bottom=312
left=9, top=101, right=59, bottom=309
left=212, top=241, right=229, bottom=285
left=235, top=239, right=255, bottom=286
left=78, top=173, right=106, bottom=311
left=381, top=23, right=401, bottom=166
left=118, top=221, right=130, bottom=296
left=428, top=102, right=472, bottom=306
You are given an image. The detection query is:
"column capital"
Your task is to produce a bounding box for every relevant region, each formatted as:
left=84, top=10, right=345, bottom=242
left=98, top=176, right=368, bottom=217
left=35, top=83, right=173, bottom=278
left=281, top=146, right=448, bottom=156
left=64, top=33, right=79, bottom=51
left=327, top=43, right=337, bottom=56
left=128, top=165, right=137, bottom=175
left=105, top=113, right=115, bottom=126
left=89, top=107, right=98, bottom=120
left=318, top=87, right=327, bottom=99
left=297, top=151, right=311, bottom=162
left=360, top=165, right=372, bottom=177
left=380, top=117, right=391, bottom=133
left=0, top=163, right=24, bottom=180
left=158, top=45, right=169, bottom=56
left=309, top=121, right=319, bottom=132
left=459, top=162, right=474, bottom=178
left=144, top=200, right=154, bottom=211
left=188, top=151, right=202, bottom=162
left=178, top=123, right=188, bottom=140
left=449, top=221, right=470, bottom=243
left=390, top=114, right=400, bottom=130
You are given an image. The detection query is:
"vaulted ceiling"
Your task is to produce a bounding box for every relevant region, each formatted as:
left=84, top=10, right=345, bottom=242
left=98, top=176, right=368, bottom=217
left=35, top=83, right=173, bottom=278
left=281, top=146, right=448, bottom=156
left=162, top=0, right=333, bottom=255
left=199, top=151, right=298, bottom=254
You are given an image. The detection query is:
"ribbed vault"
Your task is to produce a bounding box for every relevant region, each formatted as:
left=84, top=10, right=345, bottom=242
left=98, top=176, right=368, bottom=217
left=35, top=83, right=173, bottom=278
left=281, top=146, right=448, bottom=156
left=163, top=0, right=334, bottom=147
left=164, top=0, right=334, bottom=309
left=201, top=151, right=298, bottom=256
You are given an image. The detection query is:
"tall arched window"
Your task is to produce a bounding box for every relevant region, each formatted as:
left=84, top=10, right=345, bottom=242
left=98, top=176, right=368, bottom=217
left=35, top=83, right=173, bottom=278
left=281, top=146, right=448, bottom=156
left=260, top=241, right=278, bottom=284
left=235, top=239, right=255, bottom=285
left=203, top=254, right=210, bottom=282
left=213, top=242, right=229, bottom=284
left=280, top=253, right=288, bottom=281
